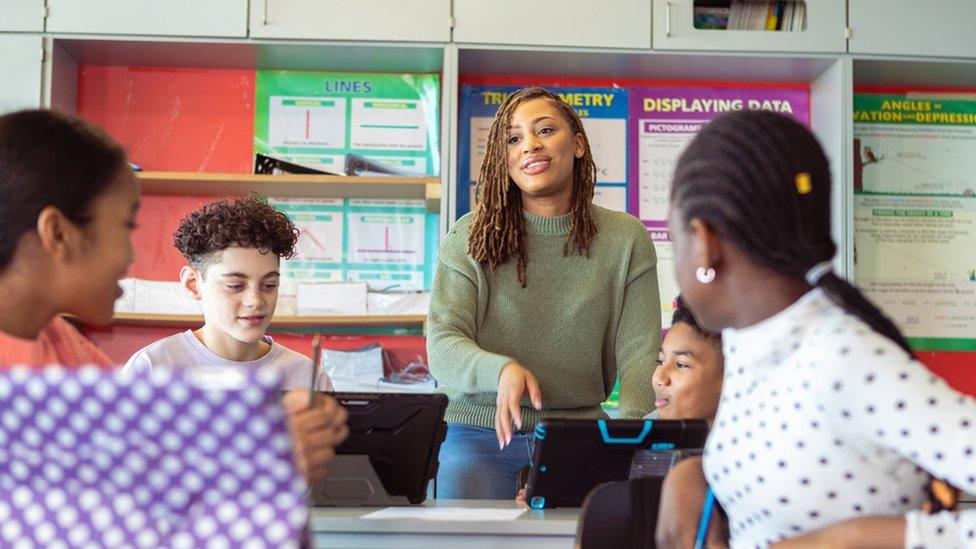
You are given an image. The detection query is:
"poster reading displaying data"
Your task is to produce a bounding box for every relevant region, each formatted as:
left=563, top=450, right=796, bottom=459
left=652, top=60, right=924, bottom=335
left=628, top=86, right=810, bottom=326
left=457, top=84, right=629, bottom=217
left=255, top=72, right=439, bottom=176
left=269, top=198, right=438, bottom=314
left=853, top=93, right=976, bottom=351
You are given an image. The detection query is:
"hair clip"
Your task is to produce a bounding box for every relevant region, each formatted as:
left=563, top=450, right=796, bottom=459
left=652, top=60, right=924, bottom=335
left=795, top=172, right=812, bottom=195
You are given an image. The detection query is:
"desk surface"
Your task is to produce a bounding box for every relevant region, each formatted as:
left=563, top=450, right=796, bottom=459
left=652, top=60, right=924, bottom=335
left=310, top=499, right=580, bottom=548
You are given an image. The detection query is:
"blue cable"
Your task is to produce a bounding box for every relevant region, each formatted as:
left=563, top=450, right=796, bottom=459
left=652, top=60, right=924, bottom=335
left=694, top=487, right=716, bottom=549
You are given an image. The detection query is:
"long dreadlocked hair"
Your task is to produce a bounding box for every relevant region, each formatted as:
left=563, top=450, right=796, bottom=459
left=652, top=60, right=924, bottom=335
left=467, top=87, right=598, bottom=288
left=670, top=110, right=914, bottom=357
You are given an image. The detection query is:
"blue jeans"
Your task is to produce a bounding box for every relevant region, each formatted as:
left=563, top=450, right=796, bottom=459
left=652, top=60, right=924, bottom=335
left=431, top=423, right=534, bottom=500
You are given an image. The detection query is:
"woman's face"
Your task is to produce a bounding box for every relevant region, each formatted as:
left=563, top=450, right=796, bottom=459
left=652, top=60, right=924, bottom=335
left=652, top=321, right=724, bottom=425
left=505, top=98, right=584, bottom=202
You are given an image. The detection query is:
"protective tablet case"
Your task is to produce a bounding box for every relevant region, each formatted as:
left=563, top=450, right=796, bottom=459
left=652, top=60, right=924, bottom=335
left=524, top=418, right=709, bottom=508
left=311, top=392, right=448, bottom=506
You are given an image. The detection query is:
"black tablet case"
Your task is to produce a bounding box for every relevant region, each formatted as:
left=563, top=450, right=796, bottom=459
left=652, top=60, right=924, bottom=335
left=524, top=418, right=709, bottom=508
left=310, top=392, right=448, bottom=506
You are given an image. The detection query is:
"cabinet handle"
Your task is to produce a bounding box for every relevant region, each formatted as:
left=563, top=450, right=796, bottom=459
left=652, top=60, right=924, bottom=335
left=665, top=1, right=672, bottom=37
left=263, top=0, right=270, bottom=25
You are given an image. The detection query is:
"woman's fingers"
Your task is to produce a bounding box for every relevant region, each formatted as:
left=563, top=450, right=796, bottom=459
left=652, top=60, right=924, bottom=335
left=525, top=373, right=543, bottom=410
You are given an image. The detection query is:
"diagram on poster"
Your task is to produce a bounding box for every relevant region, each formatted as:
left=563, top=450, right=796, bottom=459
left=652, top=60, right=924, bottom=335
left=350, top=99, right=428, bottom=151
left=854, top=194, right=976, bottom=347
left=637, top=120, right=707, bottom=222
left=853, top=94, right=976, bottom=196
left=348, top=212, right=426, bottom=265
left=268, top=97, right=346, bottom=149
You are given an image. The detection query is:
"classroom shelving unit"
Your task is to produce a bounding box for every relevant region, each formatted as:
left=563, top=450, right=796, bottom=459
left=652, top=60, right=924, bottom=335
left=109, top=313, right=426, bottom=329
left=137, top=172, right=442, bottom=212
left=1, top=0, right=974, bottom=349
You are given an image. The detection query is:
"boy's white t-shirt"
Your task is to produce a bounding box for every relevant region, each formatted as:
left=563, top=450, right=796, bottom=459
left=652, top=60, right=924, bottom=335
left=123, top=330, right=334, bottom=391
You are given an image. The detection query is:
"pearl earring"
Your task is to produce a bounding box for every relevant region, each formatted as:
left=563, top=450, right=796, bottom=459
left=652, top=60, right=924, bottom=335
left=696, top=267, right=716, bottom=284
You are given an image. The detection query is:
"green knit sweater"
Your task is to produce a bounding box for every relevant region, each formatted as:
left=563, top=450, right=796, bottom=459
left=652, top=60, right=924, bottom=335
left=426, top=206, right=661, bottom=430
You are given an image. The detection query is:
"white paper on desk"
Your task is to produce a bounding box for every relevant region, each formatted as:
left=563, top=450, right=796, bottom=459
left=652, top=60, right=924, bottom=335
left=297, top=282, right=368, bottom=316
left=361, top=507, right=527, bottom=521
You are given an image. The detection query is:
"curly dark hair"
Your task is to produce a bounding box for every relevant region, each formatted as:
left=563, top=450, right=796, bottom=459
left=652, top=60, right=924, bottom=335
left=174, top=194, right=299, bottom=272
left=672, top=295, right=721, bottom=346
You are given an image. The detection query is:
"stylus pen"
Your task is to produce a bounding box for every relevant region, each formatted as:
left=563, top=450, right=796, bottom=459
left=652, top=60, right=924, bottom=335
left=309, top=334, right=322, bottom=408
left=694, top=487, right=716, bottom=549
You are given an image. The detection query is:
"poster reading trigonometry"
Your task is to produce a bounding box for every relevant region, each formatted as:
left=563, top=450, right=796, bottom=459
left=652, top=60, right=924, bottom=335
left=255, top=72, right=439, bottom=176
left=269, top=198, right=438, bottom=315
left=457, top=85, right=628, bottom=217
left=853, top=93, right=976, bottom=351
left=628, top=86, right=810, bottom=326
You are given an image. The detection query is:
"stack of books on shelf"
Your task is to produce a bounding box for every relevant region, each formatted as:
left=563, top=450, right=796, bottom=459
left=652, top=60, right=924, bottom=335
left=694, top=1, right=806, bottom=31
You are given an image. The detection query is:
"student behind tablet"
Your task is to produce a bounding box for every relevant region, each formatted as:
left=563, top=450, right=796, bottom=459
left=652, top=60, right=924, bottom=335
left=649, top=295, right=723, bottom=426
left=656, top=110, right=976, bottom=548
left=123, top=195, right=334, bottom=392
left=517, top=295, right=723, bottom=504
left=0, top=109, right=344, bottom=486
left=427, top=87, right=661, bottom=499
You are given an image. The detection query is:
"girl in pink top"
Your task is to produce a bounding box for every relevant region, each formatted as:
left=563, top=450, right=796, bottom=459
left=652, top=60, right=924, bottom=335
left=0, top=110, right=137, bottom=367
left=0, top=109, right=347, bottom=485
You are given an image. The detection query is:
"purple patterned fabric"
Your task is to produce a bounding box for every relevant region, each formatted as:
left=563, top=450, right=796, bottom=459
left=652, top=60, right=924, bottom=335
left=0, top=366, right=308, bottom=548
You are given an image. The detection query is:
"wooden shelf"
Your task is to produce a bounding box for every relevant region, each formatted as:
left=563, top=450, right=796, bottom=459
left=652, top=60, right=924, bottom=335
left=136, top=172, right=442, bottom=212
left=105, top=313, right=426, bottom=329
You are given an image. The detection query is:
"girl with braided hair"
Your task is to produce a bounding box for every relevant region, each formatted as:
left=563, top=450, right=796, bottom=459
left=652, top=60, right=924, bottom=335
left=655, top=110, right=976, bottom=548
left=427, top=87, right=662, bottom=499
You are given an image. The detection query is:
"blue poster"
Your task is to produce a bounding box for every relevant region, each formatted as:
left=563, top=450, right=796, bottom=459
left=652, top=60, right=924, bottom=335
left=457, top=85, right=629, bottom=218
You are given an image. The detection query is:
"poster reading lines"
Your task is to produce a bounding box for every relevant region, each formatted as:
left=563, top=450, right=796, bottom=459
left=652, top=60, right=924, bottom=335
left=255, top=71, right=439, bottom=176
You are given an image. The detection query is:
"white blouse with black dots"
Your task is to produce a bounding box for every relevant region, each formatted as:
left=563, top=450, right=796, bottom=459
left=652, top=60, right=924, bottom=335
left=702, top=289, right=976, bottom=548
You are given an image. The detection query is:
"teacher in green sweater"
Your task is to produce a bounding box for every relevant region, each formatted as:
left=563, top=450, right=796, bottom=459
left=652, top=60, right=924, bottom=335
left=427, top=87, right=661, bottom=499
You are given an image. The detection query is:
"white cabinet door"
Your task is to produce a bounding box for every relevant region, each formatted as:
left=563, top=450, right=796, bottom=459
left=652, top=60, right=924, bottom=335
left=653, top=0, right=847, bottom=53
left=0, top=35, right=42, bottom=114
left=453, top=0, right=651, bottom=49
left=250, top=0, right=450, bottom=42
left=850, top=0, right=976, bottom=57
left=46, top=0, right=247, bottom=37
left=0, top=0, right=44, bottom=32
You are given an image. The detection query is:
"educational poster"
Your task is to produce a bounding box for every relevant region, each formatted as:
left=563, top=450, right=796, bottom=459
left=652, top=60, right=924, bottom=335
left=269, top=198, right=438, bottom=315
left=853, top=93, right=976, bottom=351
left=628, top=86, right=810, bottom=326
left=255, top=72, right=440, bottom=176
left=457, top=85, right=628, bottom=217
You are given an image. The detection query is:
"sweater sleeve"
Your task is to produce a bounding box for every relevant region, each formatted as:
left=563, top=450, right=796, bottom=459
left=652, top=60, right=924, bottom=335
left=613, top=235, right=661, bottom=419
left=426, top=257, right=515, bottom=395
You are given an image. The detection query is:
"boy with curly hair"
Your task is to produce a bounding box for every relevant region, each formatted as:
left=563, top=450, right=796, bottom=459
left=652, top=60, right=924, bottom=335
left=124, top=195, right=333, bottom=391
